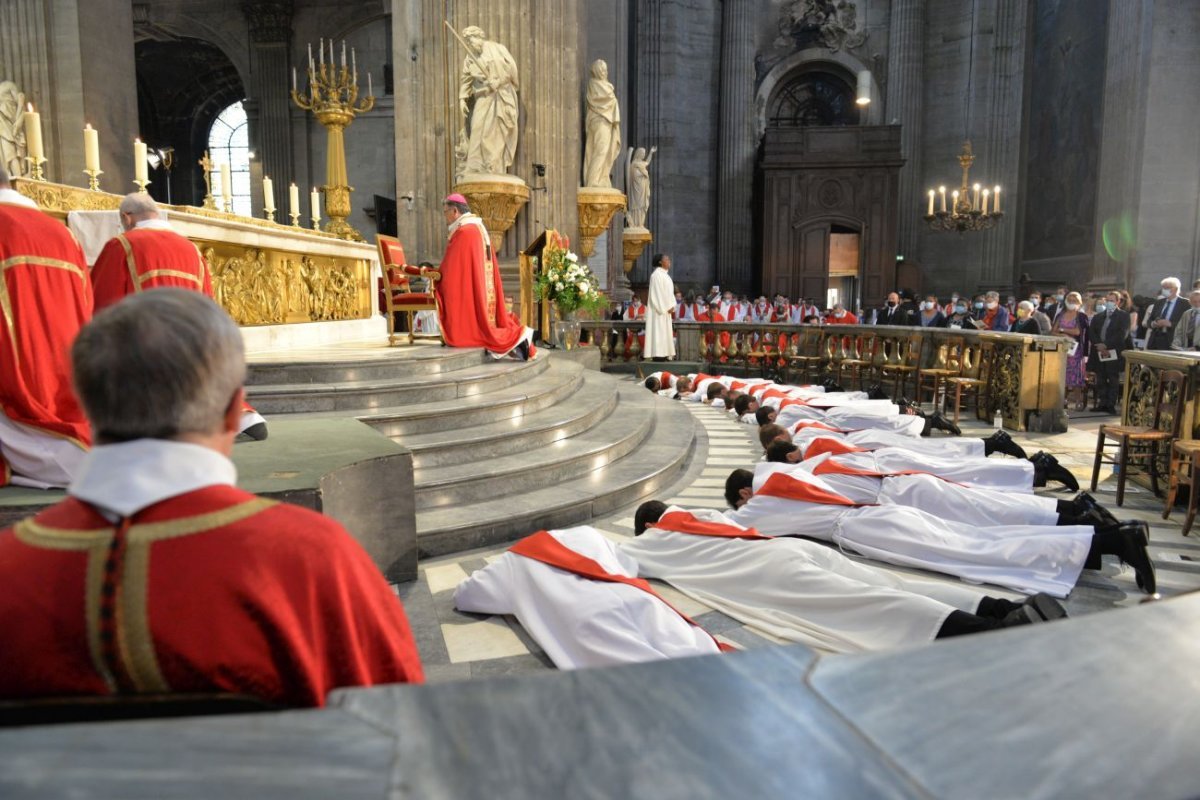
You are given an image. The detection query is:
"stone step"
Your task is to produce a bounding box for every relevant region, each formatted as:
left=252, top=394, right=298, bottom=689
left=396, top=370, right=618, bottom=469
left=415, top=386, right=697, bottom=556
left=358, top=359, right=585, bottom=436
left=244, top=352, right=550, bottom=414
left=245, top=346, right=488, bottom=386
left=413, top=382, right=651, bottom=511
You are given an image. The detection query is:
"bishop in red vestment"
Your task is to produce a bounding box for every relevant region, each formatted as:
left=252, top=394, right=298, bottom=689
left=0, top=172, right=93, bottom=488
left=435, top=194, right=534, bottom=358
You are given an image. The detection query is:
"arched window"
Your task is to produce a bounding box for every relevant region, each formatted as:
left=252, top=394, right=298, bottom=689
left=207, top=101, right=251, bottom=216
left=767, top=70, right=858, bottom=128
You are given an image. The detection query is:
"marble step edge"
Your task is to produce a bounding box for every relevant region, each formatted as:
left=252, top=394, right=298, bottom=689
left=245, top=347, right=489, bottom=386
left=399, top=373, right=619, bottom=469
left=246, top=352, right=547, bottom=396
left=244, top=356, right=551, bottom=414
left=414, top=399, right=697, bottom=556
left=412, top=387, right=653, bottom=511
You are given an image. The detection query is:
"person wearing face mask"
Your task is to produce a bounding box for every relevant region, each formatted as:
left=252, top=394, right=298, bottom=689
left=943, top=293, right=963, bottom=317
left=1043, top=286, right=1069, bottom=321
left=1142, top=277, right=1187, bottom=350
left=1026, top=292, right=1053, bottom=334
left=1169, top=290, right=1200, bottom=352
left=1088, top=291, right=1130, bottom=414
left=1052, top=291, right=1089, bottom=410
left=876, top=291, right=915, bottom=325
left=980, top=291, right=1011, bottom=331
left=825, top=302, right=857, bottom=325
left=917, top=294, right=944, bottom=327
left=939, top=298, right=976, bottom=329
left=1011, top=301, right=1041, bottom=335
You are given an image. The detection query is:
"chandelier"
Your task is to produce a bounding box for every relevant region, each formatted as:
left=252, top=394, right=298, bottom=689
left=922, top=0, right=1003, bottom=234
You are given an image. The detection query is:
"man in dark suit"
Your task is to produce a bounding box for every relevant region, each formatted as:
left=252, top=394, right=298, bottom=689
left=1088, top=291, right=1131, bottom=414
left=1142, top=277, right=1187, bottom=350
left=876, top=291, right=915, bottom=326
left=1170, top=290, right=1200, bottom=351
left=1042, top=285, right=1068, bottom=321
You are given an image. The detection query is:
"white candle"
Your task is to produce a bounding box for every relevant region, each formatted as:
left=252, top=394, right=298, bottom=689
left=83, top=124, right=100, bottom=172
left=311, top=187, right=321, bottom=222
left=938, top=186, right=946, bottom=213
left=972, top=183, right=981, bottom=211
left=351, top=47, right=356, bottom=77
left=993, top=186, right=1001, bottom=214
left=308, top=42, right=313, bottom=70
left=341, top=40, right=347, bottom=67
left=24, top=104, right=44, bottom=161
left=292, top=67, right=297, bottom=93
left=319, top=38, right=324, bottom=65
left=951, top=190, right=960, bottom=216
left=981, top=188, right=990, bottom=215
left=927, top=190, right=935, bottom=216
left=262, top=175, right=275, bottom=212
left=367, top=72, right=373, bottom=97
left=220, top=162, right=232, bottom=204
left=289, top=182, right=300, bottom=217
left=133, top=138, right=148, bottom=183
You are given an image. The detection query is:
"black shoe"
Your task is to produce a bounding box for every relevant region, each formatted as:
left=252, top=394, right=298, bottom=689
left=866, top=383, right=889, bottom=401
left=237, top=421, right=269, bottom=442
left=929, top=411, right=962, bottom=436
left=1113, top=521, right=1156, bottom=594
left=985, top=430, right=1027, bottom=459
left=1000, top=594, right=1068, bottom=627
left=1030, top=452, right=1079, bottom=491
left=1072, top=492, right=1118, bottom=526
left=822, top=379, right=845, bottom=393
left=896, top=397, right=927, bottom=418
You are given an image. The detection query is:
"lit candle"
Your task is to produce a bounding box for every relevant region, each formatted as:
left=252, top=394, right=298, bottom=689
left=311, top=187, right=321, bottom=222
left=220, top=162, right=232, bottom=206
left=83, top=124, right=100, bottom=172
left=262, top=175, right=275, bottom=213
left=927, top=190, right=935, bottom=216
left=951, top=190, right=960, bottom=216
left=289, top=182, right=300, bottom=217
left=938, top=186, right=947, bottom=213
left=133, top=138, right=148, bottom=184
left=972, top=183, right=981, bottom=211
left=24, top=104, right=44, bottom=161
left=981, top=188, right=990, bottom=215
left=993, top=186, right=1001, bottom=214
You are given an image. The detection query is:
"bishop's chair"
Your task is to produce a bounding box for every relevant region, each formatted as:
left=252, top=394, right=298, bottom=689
left=376, top=234, right=442, bottom=346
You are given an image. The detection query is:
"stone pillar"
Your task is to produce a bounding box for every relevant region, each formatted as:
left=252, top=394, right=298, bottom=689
left=0, top=0, right=138, bottom=188
left=978, top=0, right=1029, bottom=291
left=629, top=0, right=663, bottom=286
left=716, top=0, right=755, bottom=294
left=243, top=1, right=294, bottom=217
left=884, top=0, right=925, bottom=265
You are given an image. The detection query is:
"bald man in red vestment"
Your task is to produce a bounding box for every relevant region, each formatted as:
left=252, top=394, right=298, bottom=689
left=0, top=167, right=93, bottom=488
left=91, top=193, right=267, bottom=440
left=0, top=290, right=423, bottom=706
left=436, top=193, right=534, bottom=359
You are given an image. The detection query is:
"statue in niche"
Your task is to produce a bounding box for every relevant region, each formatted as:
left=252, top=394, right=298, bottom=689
left=625, top=145, right=657, bottom=229
left=582, top=59, right=621, bottom=188
left=0, top=81, right=28, bottom=177
left=457, top=26, right=520, bottom=176
left=775, top=0, right=866, bottom=53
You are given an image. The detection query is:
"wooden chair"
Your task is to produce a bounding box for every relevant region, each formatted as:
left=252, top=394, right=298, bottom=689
left=945, top=342, right=988, bottom=424
left=785, top=327, right=827, bottom=385
left=835, top=333, right=876, bottom=390
left=880, top=334, right=922, bottom=398
left=916, top=337, right=965, bottom=408
left=1090, top=369, right=1186, bottom=506
left=376, top=234, right=441, bottom=346
left=0, top=692, right=278, bottom=728
left=1164, top=439, right=1200, bottom=536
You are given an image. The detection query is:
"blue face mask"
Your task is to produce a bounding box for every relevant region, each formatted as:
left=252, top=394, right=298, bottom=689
left=954, top=305, right=967, bottom=314
left=973, top=301, right=984, bottom=310
left=1094, top=302, right=1107, bottom=313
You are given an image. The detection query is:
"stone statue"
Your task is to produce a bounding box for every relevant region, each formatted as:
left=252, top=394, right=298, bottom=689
left=457, top=26, right=520, bottom=176
left=625, top=145, right=656, bottom=229
left=0, top=81, right=28, bottom=177
left=582, top=59, right=621, bottom=188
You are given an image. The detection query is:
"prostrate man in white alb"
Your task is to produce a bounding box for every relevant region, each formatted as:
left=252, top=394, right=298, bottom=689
left=454, top=525, right=722, bottom=669
left=624, top=503, right=1068, bottom=654
left=644, top=253, right=675, bottom=361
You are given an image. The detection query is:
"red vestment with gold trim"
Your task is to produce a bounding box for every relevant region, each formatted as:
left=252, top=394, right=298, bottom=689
left=91, top=227, right=212, bottom=312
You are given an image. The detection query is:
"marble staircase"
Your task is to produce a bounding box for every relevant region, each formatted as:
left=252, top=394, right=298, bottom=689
left=244, top=348, right=695, bottom=558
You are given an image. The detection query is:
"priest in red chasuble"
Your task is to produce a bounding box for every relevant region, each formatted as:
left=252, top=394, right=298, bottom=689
left=0, top=290, right=423, bottom=706
left=91, top=193, right=267, bottom=441
left=436, top=193, right=535, bottom=359
left=0, top=167, right=93, bottom=489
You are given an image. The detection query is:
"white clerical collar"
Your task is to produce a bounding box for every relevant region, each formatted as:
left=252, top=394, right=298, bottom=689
left=133, top=218, right=173, bottom=231
left=70, top=439, right=238, bottom=520
left=0, top=187, right=37, bottom=208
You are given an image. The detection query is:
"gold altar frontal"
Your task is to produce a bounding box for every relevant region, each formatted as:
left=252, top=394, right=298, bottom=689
left=12, top=178, right=378, bottom=328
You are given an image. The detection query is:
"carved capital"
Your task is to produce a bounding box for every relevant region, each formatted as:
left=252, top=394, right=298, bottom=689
left=576, top=187, right=626, bottom=258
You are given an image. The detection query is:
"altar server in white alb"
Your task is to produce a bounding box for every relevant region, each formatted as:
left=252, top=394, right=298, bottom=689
left=454, top=526, right=722, bottom=669
left=624, top=504, right=1069, bottom=654
left=643, top=253, right=675, bottom=361
left=719, top=463, right=1155, bottom=596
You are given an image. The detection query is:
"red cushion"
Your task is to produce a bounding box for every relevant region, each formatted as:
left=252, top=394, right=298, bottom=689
left=380, top=239, right=405, bottom=267
left=391, top=293, right=436, bottom=306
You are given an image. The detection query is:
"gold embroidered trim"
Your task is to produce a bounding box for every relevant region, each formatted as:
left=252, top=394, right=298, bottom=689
left=117, top=234, right=140, bottom=292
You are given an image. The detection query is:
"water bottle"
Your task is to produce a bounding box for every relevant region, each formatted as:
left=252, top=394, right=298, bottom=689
left=993, top=408, right=1002, bottom=429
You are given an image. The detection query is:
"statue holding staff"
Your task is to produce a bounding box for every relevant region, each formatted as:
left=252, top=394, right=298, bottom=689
left=450, top=24, right=520, bottom=176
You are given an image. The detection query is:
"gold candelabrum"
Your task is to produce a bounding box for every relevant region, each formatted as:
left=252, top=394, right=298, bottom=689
left=291, top=40, right=374, bottom=242
left=923, top=140, right=1004, bottom=234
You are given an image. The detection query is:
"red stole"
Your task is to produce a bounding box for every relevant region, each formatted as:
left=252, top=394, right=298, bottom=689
left=791, top=420, right=845, bottom=435
left=650, top=509, right=768, bottom=540
left=435, top=220, right=526, bottom=353
left=756, top=471, right=867, bottom=506
left=509, top=531, right=733, bottom=652
left=803, top=437, right=869, bottom=460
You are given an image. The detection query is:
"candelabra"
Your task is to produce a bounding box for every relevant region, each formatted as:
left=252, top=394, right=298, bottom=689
left=923, top=140, right=1003, bottom=234
left=291, top=39, right=374, bottom=241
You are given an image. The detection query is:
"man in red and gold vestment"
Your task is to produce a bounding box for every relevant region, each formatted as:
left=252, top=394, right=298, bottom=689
left=0, top=290, right=423, bottom=706
left=436, top=193, right=534, bottom=359
left=0, top=167, right=93, bottom=488
left=91, top=193, right=267, bottom=440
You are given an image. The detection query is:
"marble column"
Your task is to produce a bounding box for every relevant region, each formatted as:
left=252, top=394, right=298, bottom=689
left=978, top=0, right=1029, bottom=291
left=243, top=1, right=294, bottom=217
left=884, top=0, right=925, bottom=266
left=716, top=0, right=756, bottom=294
left=1091, top=0, right=1154, bottom=290
left=0, top=0, right=137, bottom=188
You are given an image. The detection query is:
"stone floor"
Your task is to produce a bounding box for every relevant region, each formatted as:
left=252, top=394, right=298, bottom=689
left=396, top=385, right=1200, bottom=682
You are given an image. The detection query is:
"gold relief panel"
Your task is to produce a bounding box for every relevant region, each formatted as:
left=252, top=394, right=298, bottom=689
left=200, top=241, right=371, bottom=326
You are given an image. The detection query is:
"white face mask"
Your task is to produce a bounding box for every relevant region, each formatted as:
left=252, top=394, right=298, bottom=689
left=920, top=302, right=933, bottom=311
left=1066, top=302, right=1079, bottom=311
left=986, top=301, right=998, bottom=310
left=834, top=310, right=846, bottom=318
left=1162, top=289, right=1173, bottom=298
left=1094, top=303, right=1107, bottom=313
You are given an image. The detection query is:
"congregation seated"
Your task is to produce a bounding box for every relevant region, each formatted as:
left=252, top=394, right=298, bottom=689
left=0, top=291, right=423, bottom=707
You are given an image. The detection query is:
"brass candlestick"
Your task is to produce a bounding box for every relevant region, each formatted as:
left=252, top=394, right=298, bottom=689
left=265, top=209, right=276, bottom=223
left=291, top=40, right=374, bottom=241
left=83, top=168, right=103, bottom=191
left=290, top=211, right=301, bottom=226
left=25, top=156, right=46, bottom=182
left=133, top=178, right=150, bottom=194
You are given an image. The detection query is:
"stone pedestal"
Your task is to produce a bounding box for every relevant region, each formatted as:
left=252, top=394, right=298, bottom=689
left=577, top=187, right=625, bottom=258
left=621, top=227, right=653, bottom=296
left=455, top=174, right=531, bottom=253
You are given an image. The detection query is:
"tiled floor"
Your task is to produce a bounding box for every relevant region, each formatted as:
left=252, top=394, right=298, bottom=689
left=397, top=386, right=1200, bottom=683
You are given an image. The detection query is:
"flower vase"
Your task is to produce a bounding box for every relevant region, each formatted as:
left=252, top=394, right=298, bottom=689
left=552, top=305, right=582, bottom=351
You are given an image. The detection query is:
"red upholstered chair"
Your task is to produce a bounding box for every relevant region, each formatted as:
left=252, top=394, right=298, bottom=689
left=376, top=234, right=441, bottom=346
